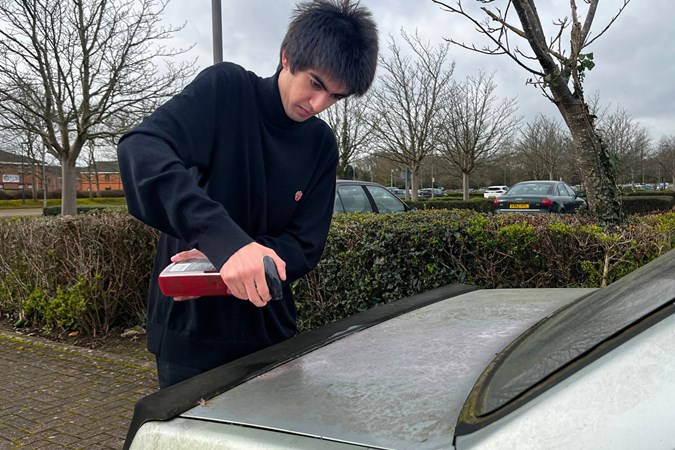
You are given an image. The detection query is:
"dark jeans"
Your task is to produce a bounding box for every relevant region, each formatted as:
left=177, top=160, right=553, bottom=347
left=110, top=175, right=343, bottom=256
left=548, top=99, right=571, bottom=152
left=155, top=356, right=207, bottom=389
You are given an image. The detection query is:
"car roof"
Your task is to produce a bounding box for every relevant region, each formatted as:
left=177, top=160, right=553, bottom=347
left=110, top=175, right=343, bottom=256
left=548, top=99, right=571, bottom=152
left=127, top=286, right=593, bottom=449
left=513, top=180, right=559, bottom=185
left=126, top=250, right=675, bottom=449
left=336, top=179, right=383, bottom=187
left=179, top=289, right=594, bottom=450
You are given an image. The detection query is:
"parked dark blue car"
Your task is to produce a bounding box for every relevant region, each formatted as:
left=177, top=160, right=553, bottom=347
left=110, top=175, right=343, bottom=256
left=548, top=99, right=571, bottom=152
left=493, top=180, right=586, bottom=214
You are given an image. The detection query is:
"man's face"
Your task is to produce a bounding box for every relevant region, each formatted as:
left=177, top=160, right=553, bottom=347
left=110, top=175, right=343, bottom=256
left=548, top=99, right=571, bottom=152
left=278, top=51, right=350, bottom=122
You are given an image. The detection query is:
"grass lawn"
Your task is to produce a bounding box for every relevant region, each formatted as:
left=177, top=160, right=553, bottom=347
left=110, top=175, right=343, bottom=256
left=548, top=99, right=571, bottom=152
left=0, top=197, right=127, bottom=209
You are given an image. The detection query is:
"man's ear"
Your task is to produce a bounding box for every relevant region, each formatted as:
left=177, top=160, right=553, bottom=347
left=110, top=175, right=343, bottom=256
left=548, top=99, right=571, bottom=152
left=280, top=49, right=289, bottom=70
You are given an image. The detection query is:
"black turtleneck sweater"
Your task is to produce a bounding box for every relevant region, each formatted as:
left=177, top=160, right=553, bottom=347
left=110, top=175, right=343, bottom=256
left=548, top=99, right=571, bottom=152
left=117, top=62, right=338, bottom=369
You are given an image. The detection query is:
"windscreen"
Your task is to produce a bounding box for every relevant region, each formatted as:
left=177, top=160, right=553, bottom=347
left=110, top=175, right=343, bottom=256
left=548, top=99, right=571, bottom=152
left=476, top=249, right=675, bottom=415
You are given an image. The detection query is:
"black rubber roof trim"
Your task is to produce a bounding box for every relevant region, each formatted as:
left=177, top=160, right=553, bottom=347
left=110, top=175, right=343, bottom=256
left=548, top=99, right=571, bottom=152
left=123, top=283, right=478, bottom=449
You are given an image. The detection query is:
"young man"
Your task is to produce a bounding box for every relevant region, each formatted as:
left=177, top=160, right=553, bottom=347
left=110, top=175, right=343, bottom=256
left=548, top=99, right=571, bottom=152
left=117, top=0, right=378, bottom=388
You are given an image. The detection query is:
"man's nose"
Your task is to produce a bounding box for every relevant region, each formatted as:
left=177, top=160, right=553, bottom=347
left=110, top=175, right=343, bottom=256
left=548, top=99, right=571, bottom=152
left=309, top=92, right=336, bottom=114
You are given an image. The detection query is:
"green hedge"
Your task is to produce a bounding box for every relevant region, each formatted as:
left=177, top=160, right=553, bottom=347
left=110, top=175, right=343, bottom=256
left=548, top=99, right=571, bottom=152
left=408, top=195, right=674, bottom=216
left=1, top=210, right=673, bottom=336
left=42, top=205, right=127, bottom=216
left=292, top=210, right=675, bottom=331
left=408, top=199, right=494, bottom=213
left=0, top=190, right=123, bottom=201
left=620, top=195, right=674, bottom=214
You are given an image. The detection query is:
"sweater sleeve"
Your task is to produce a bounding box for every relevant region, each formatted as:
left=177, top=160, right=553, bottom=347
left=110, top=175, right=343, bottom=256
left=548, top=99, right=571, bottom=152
left=117, top=65, right=253, bottom=265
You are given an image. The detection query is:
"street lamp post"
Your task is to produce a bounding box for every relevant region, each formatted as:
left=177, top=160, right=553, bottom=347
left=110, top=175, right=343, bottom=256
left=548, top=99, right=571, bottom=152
left=212, top=0, right=223, bottom=64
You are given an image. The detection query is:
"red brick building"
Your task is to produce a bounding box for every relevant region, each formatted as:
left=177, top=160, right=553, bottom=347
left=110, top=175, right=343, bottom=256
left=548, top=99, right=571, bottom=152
left=77, top=160, right=123, bottom=193
left=0, top=149, right=62, bottom=195
left=1, top=149, right=125, bottom=197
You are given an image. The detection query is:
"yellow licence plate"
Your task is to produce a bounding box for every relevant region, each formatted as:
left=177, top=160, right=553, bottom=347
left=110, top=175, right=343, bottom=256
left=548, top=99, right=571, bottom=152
left=509, top=203, right=529, bottom=209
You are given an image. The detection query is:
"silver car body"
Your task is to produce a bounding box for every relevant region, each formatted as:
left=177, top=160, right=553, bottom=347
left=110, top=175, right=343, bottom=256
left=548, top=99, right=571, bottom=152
left=126, top=250, right=675, bottom=450
left=334, top=180, right=410, bottom=214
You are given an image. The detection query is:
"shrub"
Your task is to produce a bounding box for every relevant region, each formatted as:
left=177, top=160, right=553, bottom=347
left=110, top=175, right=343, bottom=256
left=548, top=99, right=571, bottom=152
left=1, top=209, right=673, bottom=337
left=97, top=189, right=125, bottom=198
left=42, top=206, right=127, bottom=216
left=292, top=210, right=675, bottom=332
left=620, top=195, right=674, bottom=215
left=0, top=212, right=158, bottom=335
left=408, top=199, right=494, bottom=213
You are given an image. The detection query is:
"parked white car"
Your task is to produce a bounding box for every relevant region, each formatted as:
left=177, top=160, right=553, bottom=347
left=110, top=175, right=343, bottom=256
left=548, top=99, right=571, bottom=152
left=124, top=249, right=675, bottom=450
left=483, top=185, right=509, bottom=199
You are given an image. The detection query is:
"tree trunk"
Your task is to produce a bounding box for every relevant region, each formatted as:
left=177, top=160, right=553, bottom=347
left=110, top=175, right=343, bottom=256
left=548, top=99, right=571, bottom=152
left=507, top=0, right=626, bottom=224
left=61, top=158, right=79, bottom=215
left=410, top=170, right=420, bottom=202
left=557, top=100, right=623, bottom=223
left=462, top=173, right=470, bottom=201
left=30, top=162, right=37, bottom=201
left=42, top=154, right=48, bottom=209
left=95, top=165, right=101, bottom=198
left=88, top=167, right=94, bottom=200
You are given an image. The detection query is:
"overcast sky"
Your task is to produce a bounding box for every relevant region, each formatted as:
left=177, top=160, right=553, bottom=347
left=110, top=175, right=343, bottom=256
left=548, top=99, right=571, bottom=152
left=161, top=0, right=674, bottom=144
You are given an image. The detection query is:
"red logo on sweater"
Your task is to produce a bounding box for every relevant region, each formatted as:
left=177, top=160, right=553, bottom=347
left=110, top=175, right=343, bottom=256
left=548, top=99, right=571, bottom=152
left=294, top=191, right=303, bottom=202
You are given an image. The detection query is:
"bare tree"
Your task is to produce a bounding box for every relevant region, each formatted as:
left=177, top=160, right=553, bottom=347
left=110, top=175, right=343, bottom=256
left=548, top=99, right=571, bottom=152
left=368, top=30, right=454, bottom=201
left=515, top=114, right=571, bottom=181
left=0, top=114, right=50, bottom=203
left=319, top=95, right=374, bottom=179
left=596, top=107, right=651, bottom=186
left=438, top=70, right=520, bottom=200
left=0, top=0, right=196, bottom=214
left=432, top=0, right=631, bottom=223
left=655, top=135, right=675, bottom=188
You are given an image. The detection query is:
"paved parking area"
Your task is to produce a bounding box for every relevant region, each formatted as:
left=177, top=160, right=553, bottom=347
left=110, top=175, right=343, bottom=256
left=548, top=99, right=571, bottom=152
left=0, top=330, right=157, bottom=449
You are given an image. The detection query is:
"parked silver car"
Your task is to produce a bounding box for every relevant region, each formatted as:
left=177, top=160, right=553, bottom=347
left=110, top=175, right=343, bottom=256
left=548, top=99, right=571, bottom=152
left=125, top=249, right=675, bottom=450
left=334, top=180, right=410, bottom=214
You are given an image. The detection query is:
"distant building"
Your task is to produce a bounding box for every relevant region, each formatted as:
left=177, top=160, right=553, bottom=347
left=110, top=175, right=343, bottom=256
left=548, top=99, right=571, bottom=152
left=77, top=160, right=123, bottom=193
left=1, top=149, right=125, bottom=196
left=0, top=149, right=62, bottom=193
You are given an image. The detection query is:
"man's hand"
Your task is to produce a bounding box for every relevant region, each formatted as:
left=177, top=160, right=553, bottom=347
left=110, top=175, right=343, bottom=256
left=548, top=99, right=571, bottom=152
left=220, top=242, right=287, bottom=307
left=170, top=249, right=209, bottom=301
left=171, top=248, right=208, bottom=263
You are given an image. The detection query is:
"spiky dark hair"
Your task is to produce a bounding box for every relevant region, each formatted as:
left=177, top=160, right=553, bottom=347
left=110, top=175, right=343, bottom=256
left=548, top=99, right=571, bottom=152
left=280, top=0, right=378, bottom=96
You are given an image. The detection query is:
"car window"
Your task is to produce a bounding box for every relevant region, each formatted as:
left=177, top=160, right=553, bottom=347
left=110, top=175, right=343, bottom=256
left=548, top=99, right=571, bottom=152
left=556, top=184, right=566, bottom=196
left=509, top=184, right=549, bottom=195
left=335, top=185, right=372, bottom=213
left=562, top=183, right=575, bottom=197
left=468, top=248, right=675, bottom=417
left=333, top=195, right=344, bottom=213
left=365, top=186, right=407, bottom=213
